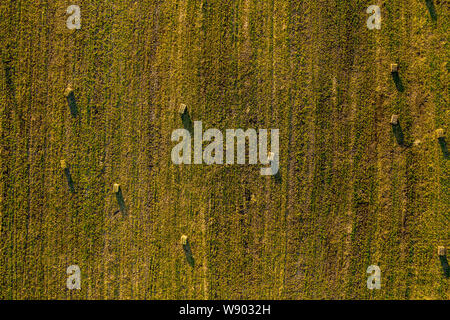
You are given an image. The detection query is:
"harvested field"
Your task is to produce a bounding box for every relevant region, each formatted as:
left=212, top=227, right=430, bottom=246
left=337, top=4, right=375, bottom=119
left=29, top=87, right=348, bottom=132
left=0, top=0, right=448, bottom=299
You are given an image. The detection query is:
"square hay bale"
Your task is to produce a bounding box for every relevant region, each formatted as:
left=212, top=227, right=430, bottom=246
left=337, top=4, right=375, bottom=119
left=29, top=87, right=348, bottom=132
left=60, top=159, right=67, bottom=170
left=64, top=85, right=74, bottom=97
left=178, top=103, right=188, bottom=115
left=390, top=63, right=398, bottom=73
left=436, top=128, right=445, bottom=139
left=181, top=235, right=188, bottom=245
left=390, top=114, right=399, bottom=125
left=438, top=246, right=446, bottom=256
left=113, top=183, right=120, bottom=193
left=268, top=152, right=275, bottom=162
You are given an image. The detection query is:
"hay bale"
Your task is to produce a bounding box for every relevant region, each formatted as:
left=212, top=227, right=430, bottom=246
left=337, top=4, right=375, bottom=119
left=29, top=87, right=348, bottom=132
left=113, top=183, right=120, bottom=193
left=267, top=152, right=275, bottom=162
left=178, top=103, right=188, bottom=115
left=60, top=159, right=67, bottom=170
left=390, top=63, right=398, bottom=73
left=436, top=128, right=445, bottom=139
left=438, top=246, right=446, bottom=256
left=64, top=85, right=74, bottom=97
left=390, top=114, right=399, bottom=125
left=181, top=235, right=188, bottom=245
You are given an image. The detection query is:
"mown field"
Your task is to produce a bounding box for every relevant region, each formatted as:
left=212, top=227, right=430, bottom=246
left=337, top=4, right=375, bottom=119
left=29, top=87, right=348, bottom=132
left=0, top=0, right=448, bottom=299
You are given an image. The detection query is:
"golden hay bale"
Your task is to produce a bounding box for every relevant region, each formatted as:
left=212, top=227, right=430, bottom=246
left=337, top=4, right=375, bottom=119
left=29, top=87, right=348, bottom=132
left=113, top=183, right=120, bottom=193
left=60, top=159, right=67, bottom=170
left=438, top=246, right=446, bottom=256
left=390, top=114, right=399, bottom=125
left=390, top=63, right=398, bottom=73
left=64, top=85, right=74, bottom=97
left=181, top=235, right=188, bottom=245
left=179, top=103, right=188, bottom=115
left=435, top=128, right=445, bottom=139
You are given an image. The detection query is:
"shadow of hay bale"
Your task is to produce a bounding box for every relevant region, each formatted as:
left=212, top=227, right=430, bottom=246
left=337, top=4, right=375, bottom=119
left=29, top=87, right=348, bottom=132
left=182, top=241, right=195, bottom=267
left=113, top=184, right=127, bottom=217
left=425, top=0, right=437, bottom=21
left=439, top=256, right=449, bottom=278
left=64, top=168, right=75, bottom=193
left=391, top=72, right=404, bottom=92
left=267, top=152, right=282, bottom=183
left=391, top=123, right=405, bottom=146
left=438, top=138, right=449, bottom=159
left=274, top=170, right=282, bottom=184
left=64, top=86, right=78, bottom=117
left=2, top=52, right=22, bottom=124
left=436, top=129, right=448, bottom=159
left=182, top=113, right=193, bottom=135
left=61, top=160, right=75, bottom=193
left=2, top=56, right=14, bottom=91
left=179, top=104, right=193, bottom=135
